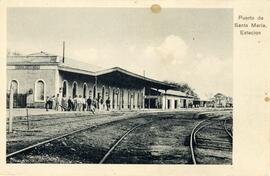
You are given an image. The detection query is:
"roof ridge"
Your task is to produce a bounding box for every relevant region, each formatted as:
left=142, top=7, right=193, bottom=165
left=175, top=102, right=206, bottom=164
left=63, top=57, right=104, bottom=70
left=27, top=51, right=57, bottom=56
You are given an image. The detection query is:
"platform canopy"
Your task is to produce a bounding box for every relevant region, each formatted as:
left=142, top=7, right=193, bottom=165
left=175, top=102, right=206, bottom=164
left=7, top=51, right=176, bottom=91
left=96, top=67, right=176, bottom=90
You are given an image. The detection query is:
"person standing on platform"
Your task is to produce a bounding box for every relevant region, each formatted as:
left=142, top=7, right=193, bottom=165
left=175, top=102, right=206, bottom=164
left=45, top=96, right=50, bottom=111
left=96, top=97, right=100, bottom=110
left=77, top=95, right=83, bottom=111
left=82, top=96, right=86, bottom=111
left=51, top=95, right=56, bottom=110
left=90, top=98, right=95, bottom=114
left=64, top=96, right=68, bottom=111
left=106, top=97, right=110, bottom=111
left=71, top=97, right=75, bottom=111
left=67, top=96, right=72, bottom=111
left=86, top=96, right=92, bottom=111
left=92, top=98, right=97, bottom=111
left=100, top=98, right=104, bottom=110
left=61, top=96, right=66, bottom=111
left=55, top=94, right=60, bottom=111
left=73, top=95, right=78, bottom=111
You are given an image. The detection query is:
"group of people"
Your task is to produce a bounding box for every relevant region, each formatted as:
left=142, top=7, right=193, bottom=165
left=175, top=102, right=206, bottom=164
left=45, top=94, right=111, bottom=114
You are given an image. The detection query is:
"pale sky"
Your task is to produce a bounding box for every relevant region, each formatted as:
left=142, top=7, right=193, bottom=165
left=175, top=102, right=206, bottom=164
left=7, top=8, right=233, bottom=98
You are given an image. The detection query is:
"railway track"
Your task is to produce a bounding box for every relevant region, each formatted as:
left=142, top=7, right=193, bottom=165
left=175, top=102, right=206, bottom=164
left=98, top=120, right=155, bottom=164
left=7, top=119, right=116, bottom=158
left=7, top=111, right=232, bottom=164
left=6, top=115, right=171, bottom=162
left=224, top=119, right=233, bottom=139
left=189, top=116, right=233, bottom=164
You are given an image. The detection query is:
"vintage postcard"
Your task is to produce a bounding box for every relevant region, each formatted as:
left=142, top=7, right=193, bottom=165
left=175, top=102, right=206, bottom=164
left=0, top=0, right=269, bottom=176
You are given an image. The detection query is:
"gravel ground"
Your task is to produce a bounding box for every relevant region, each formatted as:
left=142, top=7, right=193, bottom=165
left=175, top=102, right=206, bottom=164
left=7, top=110, right=233, bottom=164
left=7, top=111, right=140, bottom=154
left=194, top=118, right=233, bottom=164
left=7, top=114, right=171, bottom=163
left=104, top=115, right=199, bottom=164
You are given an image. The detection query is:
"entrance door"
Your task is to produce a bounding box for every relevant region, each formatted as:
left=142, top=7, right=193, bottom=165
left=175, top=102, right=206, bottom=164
left=174, top=100, right=178, bottom=109
left=167, top=99, right=171, bottom=109
left=112, top=89, right=115, bottom=109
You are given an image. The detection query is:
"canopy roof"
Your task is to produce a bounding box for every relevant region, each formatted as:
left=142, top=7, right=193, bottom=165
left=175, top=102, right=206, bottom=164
left=8, top=51, right=176, bottom=90
left=96, top=67, right=176, bottom=90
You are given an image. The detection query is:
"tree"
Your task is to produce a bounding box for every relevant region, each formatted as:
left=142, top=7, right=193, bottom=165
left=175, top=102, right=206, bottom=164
left=164, top=80, right=198, bottom=98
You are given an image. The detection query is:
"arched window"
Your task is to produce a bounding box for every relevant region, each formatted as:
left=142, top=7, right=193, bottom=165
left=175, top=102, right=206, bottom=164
left=72, top=82, right=77, bottom=98
left=10, top=80, right=19, bottom=94
left=83, top=83, right=87, bottom=98
left=62, top=80, right=68, bottom=97
left=35, top=79, right=45, bottom=101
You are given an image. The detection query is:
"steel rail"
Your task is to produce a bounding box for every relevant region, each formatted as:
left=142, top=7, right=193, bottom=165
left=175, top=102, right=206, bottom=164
left=99, top=121, right=154, bottom=164
left=193, top=122, right=213, bottom=145
left=189, top=114, right=227, bottom=164
left=7, top=113, right=173, bottom=159
left=224, top=119, right=233, bottom=138
left=6, top=118, right=133, bottom=158
left=190, top=117, right=232, bottom=164
left=189, top=118, right=210, bottom=165
left=7, top=125, right=97, bottom=158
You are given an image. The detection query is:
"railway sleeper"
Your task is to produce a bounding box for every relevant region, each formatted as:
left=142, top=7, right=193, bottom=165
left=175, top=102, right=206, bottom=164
left=196, top=137, right=231, bottom=144
left=196, top=143, right=232, bottom=151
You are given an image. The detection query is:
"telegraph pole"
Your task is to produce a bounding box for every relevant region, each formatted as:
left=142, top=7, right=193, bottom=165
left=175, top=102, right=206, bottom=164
left=143, top=70, right=150, bottom=109
left=62, top=41, right=65, bottom=63
left=143, top=70, right=146, bottom=109
left=9, top=85, right=14, bottom=133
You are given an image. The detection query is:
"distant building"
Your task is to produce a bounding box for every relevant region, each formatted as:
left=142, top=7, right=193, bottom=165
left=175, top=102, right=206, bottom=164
left=144, top=88, right=194, bottom=110
left=212, top=93, right=233, bottom=108
left=193, top=98, right=213, bottom=108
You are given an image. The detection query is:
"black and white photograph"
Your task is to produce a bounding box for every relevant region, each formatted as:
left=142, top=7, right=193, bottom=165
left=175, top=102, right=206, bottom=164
left=6, top=6, right=234, bottom=164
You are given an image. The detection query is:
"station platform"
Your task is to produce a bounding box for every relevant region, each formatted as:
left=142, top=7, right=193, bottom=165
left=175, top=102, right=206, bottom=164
left=6, top=107, right=232, bottom=119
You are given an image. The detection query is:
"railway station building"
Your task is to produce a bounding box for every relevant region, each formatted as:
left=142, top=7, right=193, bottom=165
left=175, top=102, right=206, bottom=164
left=7, top=51, right=194, bottom=110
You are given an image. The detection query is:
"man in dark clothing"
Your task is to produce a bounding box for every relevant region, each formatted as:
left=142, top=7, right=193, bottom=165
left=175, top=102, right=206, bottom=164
left=45, top=96, right=50, bottom=111
left=67, top=96, right=73, bottom=111
left=105, top=97, right=110, bottom=111
left=87, top=96, right=95, bottom=114
left=86, top=96, right=92, bottom=111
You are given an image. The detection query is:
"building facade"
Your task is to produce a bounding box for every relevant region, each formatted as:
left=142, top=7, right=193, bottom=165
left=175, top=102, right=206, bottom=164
left=7, top=51, right=178, bottom=110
